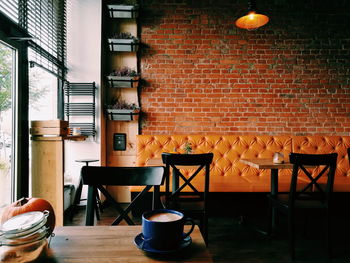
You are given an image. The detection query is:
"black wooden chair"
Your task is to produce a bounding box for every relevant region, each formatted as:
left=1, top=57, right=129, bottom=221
left=81, top=166, right=166, bottom=226
left=267, top=152, right=338, bottom=259
left=161, top=152, right=213, bottom=245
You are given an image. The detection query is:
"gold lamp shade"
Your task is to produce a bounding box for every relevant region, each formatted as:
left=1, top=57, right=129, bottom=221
left=235, top=10, right=269, bottom=30
left=235, top=0, right=269, bottom=30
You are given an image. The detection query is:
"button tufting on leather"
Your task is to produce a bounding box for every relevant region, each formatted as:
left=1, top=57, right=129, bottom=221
left=136, top=135, right=350, bottom=192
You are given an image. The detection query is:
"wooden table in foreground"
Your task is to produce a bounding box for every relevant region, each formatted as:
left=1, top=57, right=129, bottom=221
left=48, top=225, right=213, bottom=262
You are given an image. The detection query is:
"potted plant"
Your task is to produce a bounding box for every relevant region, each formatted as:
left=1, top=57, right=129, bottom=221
left=107, top=3, right=139, bottom=19
left=106, top=67, right=140, bottom=88
left=105, top=99, right=140, bottom=121
left=183, top=142, right=193, bottom=154
left=108, top=32, right=139, bottom=52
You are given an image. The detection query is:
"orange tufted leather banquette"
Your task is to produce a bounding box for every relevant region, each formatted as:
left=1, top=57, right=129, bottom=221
left=136, top=135, right=350, bottom=192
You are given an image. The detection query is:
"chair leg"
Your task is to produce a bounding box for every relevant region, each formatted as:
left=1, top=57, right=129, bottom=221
left=94, top=196, right=100, bottom=221
left=96, top=192, right=103, bottom=212
left=302, top=214, right=308, bottom=238
left=326, top=209, right=332, bottom=259
left=203, top=214, right=208, bottom=246
left=70, top=176, right=84, bottom=220
left=94, top=188, right=103, bottom=221
left=288, top=211, right=295, bottom=260
left=197, top=215, right=208, bottom=247
left=85, top=186, right=96, bottom=226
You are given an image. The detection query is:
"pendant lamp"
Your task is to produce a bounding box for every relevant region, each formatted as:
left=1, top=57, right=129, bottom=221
left=235, top=0, right=269, bottom=30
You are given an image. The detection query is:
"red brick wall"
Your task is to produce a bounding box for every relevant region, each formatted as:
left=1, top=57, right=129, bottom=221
left=139, top=0, right=350, bottom=135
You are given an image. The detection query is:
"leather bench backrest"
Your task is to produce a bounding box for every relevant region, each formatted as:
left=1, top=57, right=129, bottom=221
left=136, top=135, right=350, bottom=192
left=292, top=136, right=350, bottom=191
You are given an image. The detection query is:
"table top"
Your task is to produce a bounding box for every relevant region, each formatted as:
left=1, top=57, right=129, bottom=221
left=146, top=158, right=163, bottom=166
left=47, top=225, right=213, bottom=262
left=240, top=158, right=294, bottom=169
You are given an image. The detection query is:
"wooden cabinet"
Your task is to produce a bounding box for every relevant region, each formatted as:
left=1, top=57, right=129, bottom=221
left=31, top=136, right=64, bottom=226
left=30, top=120, right=86, bottom=225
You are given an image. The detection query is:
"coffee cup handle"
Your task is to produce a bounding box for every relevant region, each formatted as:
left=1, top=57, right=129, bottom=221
left=141, top=234, right=152, bottom=242
left=182, top=217, right=195, bottom=239
left=140, top=234, right=152, bottom=249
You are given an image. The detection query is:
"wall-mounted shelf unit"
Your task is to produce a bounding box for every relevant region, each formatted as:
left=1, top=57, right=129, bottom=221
left=107, top=76, right=139, bottom=88
left=108, top=38, right=139, bottom=52
left=102, top=0, right=140, bottom=168
left=64, top=82, right=96, bottom=137
left=106, top=108, right=140, bottom=121
left=107, top=4, right=139, bottom=19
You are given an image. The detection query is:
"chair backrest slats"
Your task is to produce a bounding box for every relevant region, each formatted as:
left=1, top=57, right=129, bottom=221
left=289, top=152, right=337, bottom=205
left=82, top=166, right=165, bottom=186
left=81, top=166, right=166, bottom=226
left=161, top=152, right=213, bottom=198
left=161, top=153, right=214, bottom=166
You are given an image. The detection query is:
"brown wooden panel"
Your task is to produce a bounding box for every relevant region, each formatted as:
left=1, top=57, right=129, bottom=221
left=31, top=138, right=64, bottom=226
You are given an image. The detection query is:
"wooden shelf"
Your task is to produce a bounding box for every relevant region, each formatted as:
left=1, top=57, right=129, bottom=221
left=31, top=135, right=87, bottom=141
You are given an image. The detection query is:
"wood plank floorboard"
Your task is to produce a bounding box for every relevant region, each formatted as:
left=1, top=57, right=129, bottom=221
left=64, top=204, right=350, bottom=263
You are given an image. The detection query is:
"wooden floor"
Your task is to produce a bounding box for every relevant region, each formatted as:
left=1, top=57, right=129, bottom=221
left=64, top=199, right=350, bottom=263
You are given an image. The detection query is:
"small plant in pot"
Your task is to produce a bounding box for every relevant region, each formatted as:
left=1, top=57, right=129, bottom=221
left=107, top=67, right=140, bottom=88
left=183, top=142, right=193, bottom=154
left=108, top=32, right=139, bottom=52
left=106, top=98, right=140, bottom=121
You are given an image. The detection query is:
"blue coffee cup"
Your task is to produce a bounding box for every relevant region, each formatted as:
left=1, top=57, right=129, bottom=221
left=142, top=209, right=195, bottom=250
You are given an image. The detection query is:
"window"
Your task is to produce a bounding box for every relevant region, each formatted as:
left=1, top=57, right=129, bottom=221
left=28, top=63, right=58, bottom=121
left=0, top=40, right=16, bottom=211
left=26, top=0, right=67, bottom=80
left=0, top=12, right=28, bottom=212
left=0, top=1, right=19, bottom=23
left=0, top=1, right=66, bottom=210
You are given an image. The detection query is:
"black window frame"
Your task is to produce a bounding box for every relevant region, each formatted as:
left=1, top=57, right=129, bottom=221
left=0, top=11, right=30, bottom=199
left=0, top=0, right=67, bottom=199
